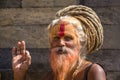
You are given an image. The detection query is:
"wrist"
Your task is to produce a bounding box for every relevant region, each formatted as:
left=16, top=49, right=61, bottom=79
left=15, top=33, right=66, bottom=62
left=13, top=71, right=27, bottom=80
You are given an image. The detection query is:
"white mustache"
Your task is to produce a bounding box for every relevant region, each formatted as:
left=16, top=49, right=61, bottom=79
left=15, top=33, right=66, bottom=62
left=51, top=47, right=74, bottom=54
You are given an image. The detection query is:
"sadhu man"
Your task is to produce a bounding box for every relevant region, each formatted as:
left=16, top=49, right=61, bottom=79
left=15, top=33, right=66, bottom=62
left=12, top=5, right=106, bottom=80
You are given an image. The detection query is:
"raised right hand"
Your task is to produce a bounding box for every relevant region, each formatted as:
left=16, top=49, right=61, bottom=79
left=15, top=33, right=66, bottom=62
left=12, top=41, right=31, bottom=80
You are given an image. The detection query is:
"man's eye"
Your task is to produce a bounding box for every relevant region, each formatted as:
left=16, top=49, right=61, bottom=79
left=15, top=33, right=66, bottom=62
left=64, top=36, right=73, bottom=41
left=53, top=37, right=60, bottom=41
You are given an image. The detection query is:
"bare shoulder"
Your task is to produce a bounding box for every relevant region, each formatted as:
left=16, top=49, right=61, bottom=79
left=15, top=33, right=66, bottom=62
left=88, top=63, right=106, bottom=80
left=90, top=64, right=105, bottom=74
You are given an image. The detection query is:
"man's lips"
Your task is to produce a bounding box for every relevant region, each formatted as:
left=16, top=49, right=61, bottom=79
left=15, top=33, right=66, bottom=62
left=57, top=49, right=64, bottom=54
left=56, top=47, right=67, bottom=54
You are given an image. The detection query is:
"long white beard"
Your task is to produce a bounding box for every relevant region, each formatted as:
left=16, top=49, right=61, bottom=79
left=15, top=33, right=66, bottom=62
left=50, top=47, right=79, bottom=80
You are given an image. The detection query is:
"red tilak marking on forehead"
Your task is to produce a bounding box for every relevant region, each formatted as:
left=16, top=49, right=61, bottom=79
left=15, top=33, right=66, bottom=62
left=58, top=23, right=65, bottom=37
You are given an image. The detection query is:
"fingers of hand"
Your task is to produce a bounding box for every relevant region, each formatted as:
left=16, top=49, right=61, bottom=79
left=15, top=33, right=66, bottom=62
left=17, top=41, right=21, bottom=55
left=25, top=50, right=31, bottom=65
left=16, top=41, right=26, bottom=55
left=12, top=47, right=16, bottom=57
left=20, top=41, right=26, bottom=55
left=12, top=41, right=27, bottom=64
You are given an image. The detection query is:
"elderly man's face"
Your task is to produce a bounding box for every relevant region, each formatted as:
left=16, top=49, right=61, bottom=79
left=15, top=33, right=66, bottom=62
left=50, top=22, right=80, bottom=54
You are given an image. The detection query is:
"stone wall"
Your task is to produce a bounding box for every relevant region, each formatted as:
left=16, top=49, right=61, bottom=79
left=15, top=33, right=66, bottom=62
left=0, top=0, right=120, bottom=80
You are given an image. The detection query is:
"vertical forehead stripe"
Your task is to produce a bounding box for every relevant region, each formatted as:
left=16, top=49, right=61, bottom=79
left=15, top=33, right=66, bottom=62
left=58, top=23, right=65, bottom=37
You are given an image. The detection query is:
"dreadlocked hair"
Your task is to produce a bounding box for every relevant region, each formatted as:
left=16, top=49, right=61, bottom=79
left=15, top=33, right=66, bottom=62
left=55, top=5, right=103, bottom=54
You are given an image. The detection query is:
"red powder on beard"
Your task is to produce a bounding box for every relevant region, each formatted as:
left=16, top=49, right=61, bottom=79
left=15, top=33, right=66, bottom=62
left=58, top=23, right=65, bottom=37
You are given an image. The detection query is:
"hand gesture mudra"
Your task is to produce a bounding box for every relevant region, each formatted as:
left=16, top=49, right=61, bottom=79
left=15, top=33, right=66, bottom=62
left=12, top=41, right=31, bottom=80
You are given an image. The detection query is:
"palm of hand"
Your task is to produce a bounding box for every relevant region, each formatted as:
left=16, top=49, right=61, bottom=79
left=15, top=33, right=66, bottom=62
left=12, top=54, right=28, bottom=72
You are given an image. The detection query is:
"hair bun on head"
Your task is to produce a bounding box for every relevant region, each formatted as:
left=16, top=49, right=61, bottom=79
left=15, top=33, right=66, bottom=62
left=55, top=5, right=103, bottom=54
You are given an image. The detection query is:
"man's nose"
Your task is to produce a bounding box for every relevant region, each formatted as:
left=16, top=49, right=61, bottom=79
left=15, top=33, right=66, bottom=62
left=59, top=39, right=65, bottom=46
